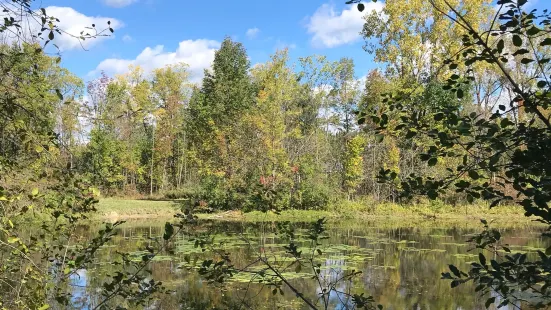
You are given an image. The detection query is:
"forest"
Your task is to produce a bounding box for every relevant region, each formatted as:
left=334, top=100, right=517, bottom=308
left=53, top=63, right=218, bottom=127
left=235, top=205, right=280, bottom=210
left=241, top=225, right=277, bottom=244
left=14, top=4, right=490, bottom=212
left=2, top=0, right=551, bottom=309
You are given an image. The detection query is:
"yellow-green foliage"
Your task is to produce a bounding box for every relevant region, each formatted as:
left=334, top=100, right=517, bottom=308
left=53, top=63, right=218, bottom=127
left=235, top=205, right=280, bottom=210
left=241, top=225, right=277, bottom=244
left=343, top=135, right=366, bottom=194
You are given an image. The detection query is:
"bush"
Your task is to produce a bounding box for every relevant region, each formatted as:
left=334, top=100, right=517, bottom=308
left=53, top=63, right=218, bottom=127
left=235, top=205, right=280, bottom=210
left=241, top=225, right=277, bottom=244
left=292, top=182, right=333, bottom=210
left=163, top=185, right=201, bottom=200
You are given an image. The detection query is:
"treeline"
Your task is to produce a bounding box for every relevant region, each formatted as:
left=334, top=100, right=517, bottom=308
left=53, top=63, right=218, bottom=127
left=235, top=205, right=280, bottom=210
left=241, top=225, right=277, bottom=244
left=74, top=40, right=378, bottom=210
left=63, top=37, right=470, bottom=211
left=5, top=42, right=484, bottom=211
left=6, top=0, right=528, bottom=212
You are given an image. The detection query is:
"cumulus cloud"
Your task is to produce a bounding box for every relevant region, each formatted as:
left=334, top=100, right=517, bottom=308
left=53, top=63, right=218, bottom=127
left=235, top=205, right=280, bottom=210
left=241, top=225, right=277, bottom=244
left=0, top=6, right=122, bottom=51
left=47, top=6, right=123, bottom=51
left=246, top=27, right=260, bottom=39
left=102, top=0, right=138, bottom=8
left=90, top=39, right=220, bottom=83
left=306, top=2, right=383, bottom=48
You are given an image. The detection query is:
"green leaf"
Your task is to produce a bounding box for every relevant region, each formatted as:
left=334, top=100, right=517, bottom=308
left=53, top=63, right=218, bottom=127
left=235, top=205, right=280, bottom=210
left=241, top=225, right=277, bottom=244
left=497, top=39, right=504, bottom=52
left=490, top=260, right=500, bottom=271
left=32, top=188, right=39, bottom=196
left=55, top=89, right=63, bottom=100
left=501, top=118, right=514, bottom=128
left=485, top=297, right=496, bottom=308
left=541, top=38, right=551, bottom=46
left=48, top=31, right=54, bottom=40
left=375, top=134, right=384, bottom=143
left=456, top=89, right=464, bottom=99
left=449, top=264, right=461, bottom=277
left=512, top=35, right=522, bottom=47
left=295, top=263, right=302, bottom=273
left=526, top=26, right=540, bottom=36
left=38, top=305, right=50, bottom=310
left=521, top=58, right=534, bottom=64
left=405, top=130, right=416, bottom=139
left=7, top=236, right=19, bottom=243
left=357, top=3, right=365, bottom=11
left=479, top=253, right=486, bottom=266
left=468, top=170, right=479, bottom=180
left=428, top=157, right=438, bottom=166
left=163, top=222, right=174, bottom=241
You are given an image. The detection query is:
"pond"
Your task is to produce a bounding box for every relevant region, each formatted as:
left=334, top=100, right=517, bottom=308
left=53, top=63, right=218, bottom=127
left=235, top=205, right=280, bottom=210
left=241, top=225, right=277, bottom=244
left=71, top=219, right=547, bottom=309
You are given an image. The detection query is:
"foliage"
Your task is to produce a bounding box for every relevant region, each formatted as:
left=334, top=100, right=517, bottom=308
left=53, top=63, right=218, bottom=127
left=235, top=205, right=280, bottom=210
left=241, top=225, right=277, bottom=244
left=349, top=0, right=551, bottom=308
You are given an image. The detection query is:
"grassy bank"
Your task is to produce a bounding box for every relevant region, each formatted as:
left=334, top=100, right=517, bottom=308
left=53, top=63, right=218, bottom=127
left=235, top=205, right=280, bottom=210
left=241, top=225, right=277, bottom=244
left=96, top=198, right=180, bottom=220
left=96, top=198, right=532, bottom=224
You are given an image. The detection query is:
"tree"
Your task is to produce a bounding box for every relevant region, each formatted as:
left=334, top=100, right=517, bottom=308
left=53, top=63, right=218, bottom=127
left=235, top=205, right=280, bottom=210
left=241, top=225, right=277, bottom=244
left=188, top=37, right=255, bottom=181
left=361, top=0, right=494, bottom=81
left=350, top=0, right=551, bottom=307
left=343, top=135, right=366, bottom=198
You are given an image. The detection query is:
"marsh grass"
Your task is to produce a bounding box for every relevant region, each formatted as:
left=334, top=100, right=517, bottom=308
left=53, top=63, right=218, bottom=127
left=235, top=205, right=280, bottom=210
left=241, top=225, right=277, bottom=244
left=95, top=198, right=535, bottom=229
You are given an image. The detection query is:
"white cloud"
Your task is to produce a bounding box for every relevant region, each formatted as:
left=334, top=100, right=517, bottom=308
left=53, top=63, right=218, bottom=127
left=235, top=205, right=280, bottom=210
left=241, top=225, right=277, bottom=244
left=90, top=39, right=220, bottom=83
left=44, top=6, right=122, bottom=51
left=306, top=2, right=384, bottom=48
left=122, top=34, right=133, bottom=43
left=246, top=27, right=260, bottom=39
left=0, top=6, right=122, bottom=51
left=102, top=0, right=138, bottom=8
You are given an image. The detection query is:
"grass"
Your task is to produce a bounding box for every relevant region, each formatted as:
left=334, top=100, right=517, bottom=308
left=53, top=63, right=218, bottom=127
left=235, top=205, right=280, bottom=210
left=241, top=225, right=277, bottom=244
left=96, top=198, right=180, bottom=219
left=95, top=197, right=536, bottom=227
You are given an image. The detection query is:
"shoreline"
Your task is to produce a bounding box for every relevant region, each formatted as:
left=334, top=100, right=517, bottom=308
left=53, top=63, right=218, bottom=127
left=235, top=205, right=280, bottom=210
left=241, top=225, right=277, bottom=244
left=95, top=198, right=538, bottom=227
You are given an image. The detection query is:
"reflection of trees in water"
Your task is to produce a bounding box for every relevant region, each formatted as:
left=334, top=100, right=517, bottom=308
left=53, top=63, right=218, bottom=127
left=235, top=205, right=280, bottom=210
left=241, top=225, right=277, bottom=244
left=49, top=221, right=550, bottom=309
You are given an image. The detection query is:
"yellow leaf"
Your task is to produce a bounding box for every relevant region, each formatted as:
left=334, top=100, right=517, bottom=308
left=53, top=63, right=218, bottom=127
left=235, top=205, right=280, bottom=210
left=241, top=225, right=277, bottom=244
left=7, top=237, right=19, bottom=243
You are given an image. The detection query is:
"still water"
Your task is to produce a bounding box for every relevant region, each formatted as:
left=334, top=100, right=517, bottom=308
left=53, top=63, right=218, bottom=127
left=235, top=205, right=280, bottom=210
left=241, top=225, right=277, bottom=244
left=72, top=219, right=547, bottom=309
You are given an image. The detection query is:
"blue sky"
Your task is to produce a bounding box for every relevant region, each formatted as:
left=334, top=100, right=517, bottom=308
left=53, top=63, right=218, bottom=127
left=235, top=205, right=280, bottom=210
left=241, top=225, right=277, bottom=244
left=36, top=0, right=384, bottom=83
left=35, top=0, right=546, bottom=84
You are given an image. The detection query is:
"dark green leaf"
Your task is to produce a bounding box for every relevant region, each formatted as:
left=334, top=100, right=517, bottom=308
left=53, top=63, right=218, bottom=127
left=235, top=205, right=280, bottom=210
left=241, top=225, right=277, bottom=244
left=485, top=297, right=496, bottom=308
left=513, top=35, right=522, bottom=47
left=521, top=58, right=534, bottom=64
left=479, top=253, right=487, bottom=266
left=497, top=39, right=504, bottom=52
left=449, top=264, right=461, bottom=277
left=163, top=222, right=174, bottom=241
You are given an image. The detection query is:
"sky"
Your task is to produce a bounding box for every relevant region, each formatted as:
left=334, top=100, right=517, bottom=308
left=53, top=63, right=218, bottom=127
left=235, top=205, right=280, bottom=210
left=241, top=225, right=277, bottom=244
left=33, top=0, right=385, bottom=84
left=31, top=0, right=546, bottom=85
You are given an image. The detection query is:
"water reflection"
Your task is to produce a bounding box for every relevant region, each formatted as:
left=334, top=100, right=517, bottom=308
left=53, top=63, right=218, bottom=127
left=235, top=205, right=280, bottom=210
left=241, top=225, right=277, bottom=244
left=69, top=220, right=547, bottom=309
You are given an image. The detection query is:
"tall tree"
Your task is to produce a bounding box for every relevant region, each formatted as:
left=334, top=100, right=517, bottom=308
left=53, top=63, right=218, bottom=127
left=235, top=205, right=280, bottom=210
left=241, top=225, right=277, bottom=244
left=188, top=37, right=255, bottom=181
